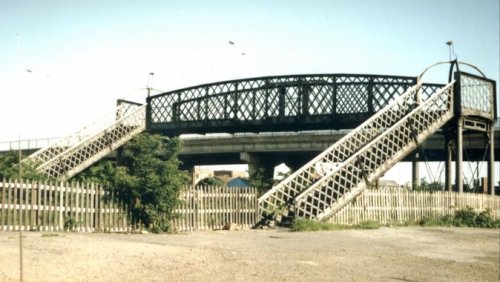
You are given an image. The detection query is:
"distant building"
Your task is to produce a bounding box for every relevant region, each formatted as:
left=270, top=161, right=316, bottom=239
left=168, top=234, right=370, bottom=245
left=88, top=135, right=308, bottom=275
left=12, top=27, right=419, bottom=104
left=192, top=166, right=249, bottom=185
left=226, top=177, right=250, bottom=188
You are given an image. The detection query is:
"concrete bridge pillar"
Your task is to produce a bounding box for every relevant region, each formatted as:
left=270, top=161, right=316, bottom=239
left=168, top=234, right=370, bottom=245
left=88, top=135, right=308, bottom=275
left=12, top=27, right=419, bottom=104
left=240, top=152, right=278, bottom=180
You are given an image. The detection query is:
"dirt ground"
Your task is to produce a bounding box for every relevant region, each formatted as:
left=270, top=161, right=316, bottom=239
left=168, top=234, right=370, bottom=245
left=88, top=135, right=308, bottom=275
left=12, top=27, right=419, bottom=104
left=0, top=227, right=499, bottom=281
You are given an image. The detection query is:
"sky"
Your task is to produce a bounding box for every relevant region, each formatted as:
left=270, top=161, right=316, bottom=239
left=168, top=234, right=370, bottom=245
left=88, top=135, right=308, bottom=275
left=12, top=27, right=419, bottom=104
left=0, top=0, right=499, bottom=184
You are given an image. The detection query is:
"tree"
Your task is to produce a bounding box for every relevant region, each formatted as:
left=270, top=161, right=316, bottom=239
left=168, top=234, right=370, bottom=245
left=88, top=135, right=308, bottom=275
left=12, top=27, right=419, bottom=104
left=197, top=177, right=224, bottom=186
left=0, top=151, right=49, bottom=181
left=414, top=178, right=443, bottom=192
left=75, top=133, right=189, bottom=232
left=249, top=167, right=273, bottom=196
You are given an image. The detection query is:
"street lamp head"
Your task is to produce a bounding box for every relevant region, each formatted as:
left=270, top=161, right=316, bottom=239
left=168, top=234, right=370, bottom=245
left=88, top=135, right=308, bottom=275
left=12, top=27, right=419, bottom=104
left=446, top=41, right=453, bottom=46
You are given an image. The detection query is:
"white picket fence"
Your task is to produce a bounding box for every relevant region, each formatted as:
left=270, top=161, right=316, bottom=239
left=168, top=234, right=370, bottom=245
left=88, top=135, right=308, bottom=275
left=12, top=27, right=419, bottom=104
left=0, top=179, right=129, bottom=232
left=328, top=189, right=500, bottom=225
left=0, top=179, right=259, bottom=232
left=2, top=179, right=498, bottom=231
left=172, top=186, right=259, bottom=231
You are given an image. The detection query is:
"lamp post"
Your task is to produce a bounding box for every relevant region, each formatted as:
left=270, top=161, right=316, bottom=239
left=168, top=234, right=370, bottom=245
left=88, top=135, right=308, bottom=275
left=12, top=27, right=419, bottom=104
left=147, top=72, right=154, bottom=97
left=446, top=41, right=457, bottom=61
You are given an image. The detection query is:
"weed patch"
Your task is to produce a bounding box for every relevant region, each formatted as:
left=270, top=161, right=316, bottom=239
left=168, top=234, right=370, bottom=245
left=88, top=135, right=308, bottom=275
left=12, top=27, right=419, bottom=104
left=42, top=233, right=60, bottom=238
left=419, top=207, right=500, bottom=228
left=290, top=219, right=379, bottom=232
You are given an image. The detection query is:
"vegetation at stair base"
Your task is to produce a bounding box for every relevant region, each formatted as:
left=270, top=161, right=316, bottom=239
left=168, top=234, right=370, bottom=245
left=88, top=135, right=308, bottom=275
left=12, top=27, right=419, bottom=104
left=249, top=167, right=273, bottom=196
left=0, top=151, right=49, bottom=181
left=75, top=133, right=189, bottom=233
left=291, top=219, right=380, bottom=232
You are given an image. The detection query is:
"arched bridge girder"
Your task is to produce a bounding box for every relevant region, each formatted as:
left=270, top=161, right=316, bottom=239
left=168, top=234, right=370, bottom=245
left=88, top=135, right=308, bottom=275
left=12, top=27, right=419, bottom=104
left=147, top=74, right=443, bottom=136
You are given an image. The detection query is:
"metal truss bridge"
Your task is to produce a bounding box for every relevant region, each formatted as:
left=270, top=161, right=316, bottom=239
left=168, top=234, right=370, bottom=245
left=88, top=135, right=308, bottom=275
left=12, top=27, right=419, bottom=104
left=20, top=62, right=497, bottom=223
left=146, top=74, right=443, bottom=135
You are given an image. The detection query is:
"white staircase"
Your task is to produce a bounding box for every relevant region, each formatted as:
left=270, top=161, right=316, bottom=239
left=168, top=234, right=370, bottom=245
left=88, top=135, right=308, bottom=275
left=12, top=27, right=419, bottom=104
left=258, top=81, right=455, bottom=221
left=24, top=101, right=146, bottom=180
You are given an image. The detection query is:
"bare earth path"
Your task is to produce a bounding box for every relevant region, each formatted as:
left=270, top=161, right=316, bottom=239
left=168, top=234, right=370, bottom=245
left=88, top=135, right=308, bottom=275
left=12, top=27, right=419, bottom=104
left=0, top=227, right=499, bottom=281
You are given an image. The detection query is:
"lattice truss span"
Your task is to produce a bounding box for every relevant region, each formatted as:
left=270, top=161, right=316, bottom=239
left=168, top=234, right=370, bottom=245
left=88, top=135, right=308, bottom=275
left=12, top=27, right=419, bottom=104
left=293, top=82, right=455, bottom=220
left=24, top=101, right=146, bottom=180
left=148, top=74, right=442, bottom=134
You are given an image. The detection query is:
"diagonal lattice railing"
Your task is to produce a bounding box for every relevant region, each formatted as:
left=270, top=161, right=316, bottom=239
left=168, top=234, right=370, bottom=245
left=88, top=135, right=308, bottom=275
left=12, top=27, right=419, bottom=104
left=293, top=81, right=454, bottom=220
left=257, top=83, right=423, bottom=217
left=148, top=73, right=442, bottom=135
left=24, top=102, right=146, bottom=180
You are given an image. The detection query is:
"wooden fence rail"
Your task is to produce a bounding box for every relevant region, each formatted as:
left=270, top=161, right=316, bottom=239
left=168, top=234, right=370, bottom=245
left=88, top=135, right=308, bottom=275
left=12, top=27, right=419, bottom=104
left=0, top=179, right=129, bottom=232
left=0, top=179, right=259, bottom=232
left=328, top=189, right=500, bottom=225
left=172, top=186, right=259, bottom=231
left=2, top=179, right=498, bottom=232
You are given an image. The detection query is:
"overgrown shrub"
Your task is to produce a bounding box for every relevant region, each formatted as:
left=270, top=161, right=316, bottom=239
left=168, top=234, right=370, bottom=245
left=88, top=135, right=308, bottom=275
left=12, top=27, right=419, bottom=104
left=0, top=151, right=50, bottom=181
left=249, top=168, right=273, bottom=196
left=419, top=207, right=500, bottom=228
left=75, top=133, right=189, bottom=233
left=64, top=217, right=77, bottom=231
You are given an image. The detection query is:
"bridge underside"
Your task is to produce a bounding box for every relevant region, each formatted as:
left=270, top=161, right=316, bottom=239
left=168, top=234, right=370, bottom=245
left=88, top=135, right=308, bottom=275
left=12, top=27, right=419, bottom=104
left=178, top=130, right=500, bottom=169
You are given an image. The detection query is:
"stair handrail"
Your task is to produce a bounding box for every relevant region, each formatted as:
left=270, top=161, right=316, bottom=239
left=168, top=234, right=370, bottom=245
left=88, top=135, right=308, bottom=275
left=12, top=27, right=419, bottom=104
left=293, top=81, right=455, bottom=219
left=24, top=103, right=137, bottom=164
left=35, top=104, right=146, bottom=173
left=258, top=81, right=422, bottom=214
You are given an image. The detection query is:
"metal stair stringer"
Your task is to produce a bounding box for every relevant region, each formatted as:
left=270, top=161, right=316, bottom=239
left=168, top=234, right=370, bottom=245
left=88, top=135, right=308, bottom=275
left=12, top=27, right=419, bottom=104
left=257, top=83, right=423, bottom=219
left=293, top=81, right=455, bottom=221
left=26, top=103, right=146, bottom=180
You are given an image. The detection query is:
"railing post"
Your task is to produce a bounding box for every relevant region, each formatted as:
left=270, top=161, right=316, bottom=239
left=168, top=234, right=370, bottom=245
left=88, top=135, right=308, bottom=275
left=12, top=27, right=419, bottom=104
left=300, top=81, right=310, bottom=116
left=278, top=85, right=286, bottom=117
left=456, top=117, right=464, bottom=193
left=367, top=77, right=374, bottom=114
left=145, top=97, right=151, bottom=131
left=264, top=79, right=270, bottom=118
left=233, top=82, right=239, bottom=120
left=331, top=75, right=337, bottom=115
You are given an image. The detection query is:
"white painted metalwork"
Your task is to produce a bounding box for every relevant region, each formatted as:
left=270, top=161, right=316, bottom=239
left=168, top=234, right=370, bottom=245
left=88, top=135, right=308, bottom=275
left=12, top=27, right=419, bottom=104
left=24, top=103, right=146, bottom=180
left=294, top=82, right=455, bottom=220
left=460, top=73, right=494, bottom=118
left=258, top=83, right=423, bottom=216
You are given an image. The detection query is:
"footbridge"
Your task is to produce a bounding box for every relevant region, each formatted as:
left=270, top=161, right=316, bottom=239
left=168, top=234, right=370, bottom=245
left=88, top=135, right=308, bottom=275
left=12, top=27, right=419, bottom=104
left=17, top=60, right=497, bottom=223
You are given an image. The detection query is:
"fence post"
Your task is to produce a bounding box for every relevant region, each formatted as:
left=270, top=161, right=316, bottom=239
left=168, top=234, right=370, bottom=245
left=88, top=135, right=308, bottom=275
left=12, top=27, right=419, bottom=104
left=0, top=179, right=5, bottom=231
left=57, top=182, right=62, bottom=231
left=30, top=180, right=35, bottom=231
left=90, top=183, right=95, bottom=232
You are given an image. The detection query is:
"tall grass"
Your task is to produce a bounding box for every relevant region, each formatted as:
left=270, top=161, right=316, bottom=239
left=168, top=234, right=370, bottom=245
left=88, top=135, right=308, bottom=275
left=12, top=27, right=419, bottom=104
left=291, top=218, right=379, bottom=232
left=419, top=207, right=500, bottom=228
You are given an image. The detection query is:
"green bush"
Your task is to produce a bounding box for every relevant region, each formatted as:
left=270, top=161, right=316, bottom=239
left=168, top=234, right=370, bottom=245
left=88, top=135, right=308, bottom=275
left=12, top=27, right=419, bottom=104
left=64, top=217, right=77, bottom=231
left=74, top=133, right=189, bottom=233
left=453, top=206, right=476, bottom=226
left=418, top=207, right=500, bottom=228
